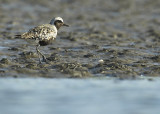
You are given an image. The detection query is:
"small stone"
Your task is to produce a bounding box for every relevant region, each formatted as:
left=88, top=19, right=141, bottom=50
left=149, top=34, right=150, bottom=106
left=8, top=47, right=19, bottom=51
left=98, top=59, right=104, bottom=63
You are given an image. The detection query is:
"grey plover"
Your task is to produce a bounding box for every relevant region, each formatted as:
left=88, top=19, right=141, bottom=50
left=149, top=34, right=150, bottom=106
left=16, top=17, right=69, bottom=63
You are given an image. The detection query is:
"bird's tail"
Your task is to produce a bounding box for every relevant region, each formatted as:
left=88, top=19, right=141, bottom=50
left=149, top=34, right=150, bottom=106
left=15, top=32, right=34, bottom=39
left=15, top=32, right=29, bottom=39
left=15, top=34, right=22, bottom=39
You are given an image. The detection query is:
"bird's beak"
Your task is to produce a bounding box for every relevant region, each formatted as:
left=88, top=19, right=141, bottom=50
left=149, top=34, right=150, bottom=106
left=63, top=23, right=69, bottom=27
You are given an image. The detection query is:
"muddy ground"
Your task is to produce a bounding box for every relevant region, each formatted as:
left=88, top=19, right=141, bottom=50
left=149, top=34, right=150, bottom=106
left=0, top=0, right=160, bottom=78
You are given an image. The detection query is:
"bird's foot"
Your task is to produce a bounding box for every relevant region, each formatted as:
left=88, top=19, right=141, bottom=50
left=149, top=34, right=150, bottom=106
left=42, top=56, right=49, bottom=64
left=38, top=60, right=42, bottom=64
left=38, top=59, right=47, bottom=65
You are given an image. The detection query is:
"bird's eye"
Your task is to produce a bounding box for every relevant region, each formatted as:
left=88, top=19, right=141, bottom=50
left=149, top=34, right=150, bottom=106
left=57, top=20, right=63, bottom=23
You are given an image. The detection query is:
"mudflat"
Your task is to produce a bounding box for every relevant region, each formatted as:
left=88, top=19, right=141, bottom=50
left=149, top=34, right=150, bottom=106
left=0, top=0, right=160, bottom=78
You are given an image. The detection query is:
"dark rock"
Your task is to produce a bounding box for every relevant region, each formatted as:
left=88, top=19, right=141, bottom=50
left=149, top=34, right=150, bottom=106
left=0, top=58, right=10, bottom=64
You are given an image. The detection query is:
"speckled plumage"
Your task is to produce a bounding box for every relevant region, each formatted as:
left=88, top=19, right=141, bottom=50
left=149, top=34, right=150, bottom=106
left=16, top=17, right=69, bottom=63
left=21, top=24, right=57, bottom=42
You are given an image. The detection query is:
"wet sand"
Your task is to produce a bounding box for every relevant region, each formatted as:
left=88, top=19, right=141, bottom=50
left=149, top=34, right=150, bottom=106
left=0, top=0, right=160, bottom=78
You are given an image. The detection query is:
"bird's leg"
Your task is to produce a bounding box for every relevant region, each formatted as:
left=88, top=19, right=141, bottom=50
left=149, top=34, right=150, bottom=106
left=36, top=45, right=42, bottom=63
left=42, top=54, right=47, bottom=62
left=36, top=45, right=48, bottom=63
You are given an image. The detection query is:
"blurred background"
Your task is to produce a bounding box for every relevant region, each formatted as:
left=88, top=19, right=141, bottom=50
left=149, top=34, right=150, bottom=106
left=1, top=0, right=160, bottom=37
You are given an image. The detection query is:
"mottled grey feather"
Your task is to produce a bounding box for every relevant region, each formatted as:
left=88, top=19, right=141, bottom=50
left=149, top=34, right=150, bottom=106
left=19, top=24, right=57, bottom=41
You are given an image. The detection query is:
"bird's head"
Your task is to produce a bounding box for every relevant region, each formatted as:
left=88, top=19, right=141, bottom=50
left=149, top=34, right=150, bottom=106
left=50, top=17, right=69, bottom=29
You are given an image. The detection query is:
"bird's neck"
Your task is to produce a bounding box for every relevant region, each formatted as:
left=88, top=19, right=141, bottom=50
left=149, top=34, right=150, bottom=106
left=54, top=24, right=61, bottom=30
left=49, top=20, right=61, bottom=30
left=49, top=19, right=54, bottom=25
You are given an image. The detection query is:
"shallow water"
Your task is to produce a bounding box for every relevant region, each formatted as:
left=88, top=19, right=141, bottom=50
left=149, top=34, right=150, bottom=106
left=0, top=78, right=160, bottom=114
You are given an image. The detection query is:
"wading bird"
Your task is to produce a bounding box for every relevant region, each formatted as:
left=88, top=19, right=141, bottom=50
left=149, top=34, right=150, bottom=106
left=16, top=17, right=69, bottom=63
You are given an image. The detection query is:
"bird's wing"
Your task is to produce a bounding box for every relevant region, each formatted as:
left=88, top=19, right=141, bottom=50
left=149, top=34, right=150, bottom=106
left=21, top=24, right=57, bottom=40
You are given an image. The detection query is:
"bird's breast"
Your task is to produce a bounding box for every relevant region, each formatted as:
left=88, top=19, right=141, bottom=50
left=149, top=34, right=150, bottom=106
left=39, top=39, right=54, bottom=46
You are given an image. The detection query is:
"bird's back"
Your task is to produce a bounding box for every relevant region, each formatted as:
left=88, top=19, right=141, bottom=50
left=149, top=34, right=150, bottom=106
left=16, top=24, right=57, bottom=41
